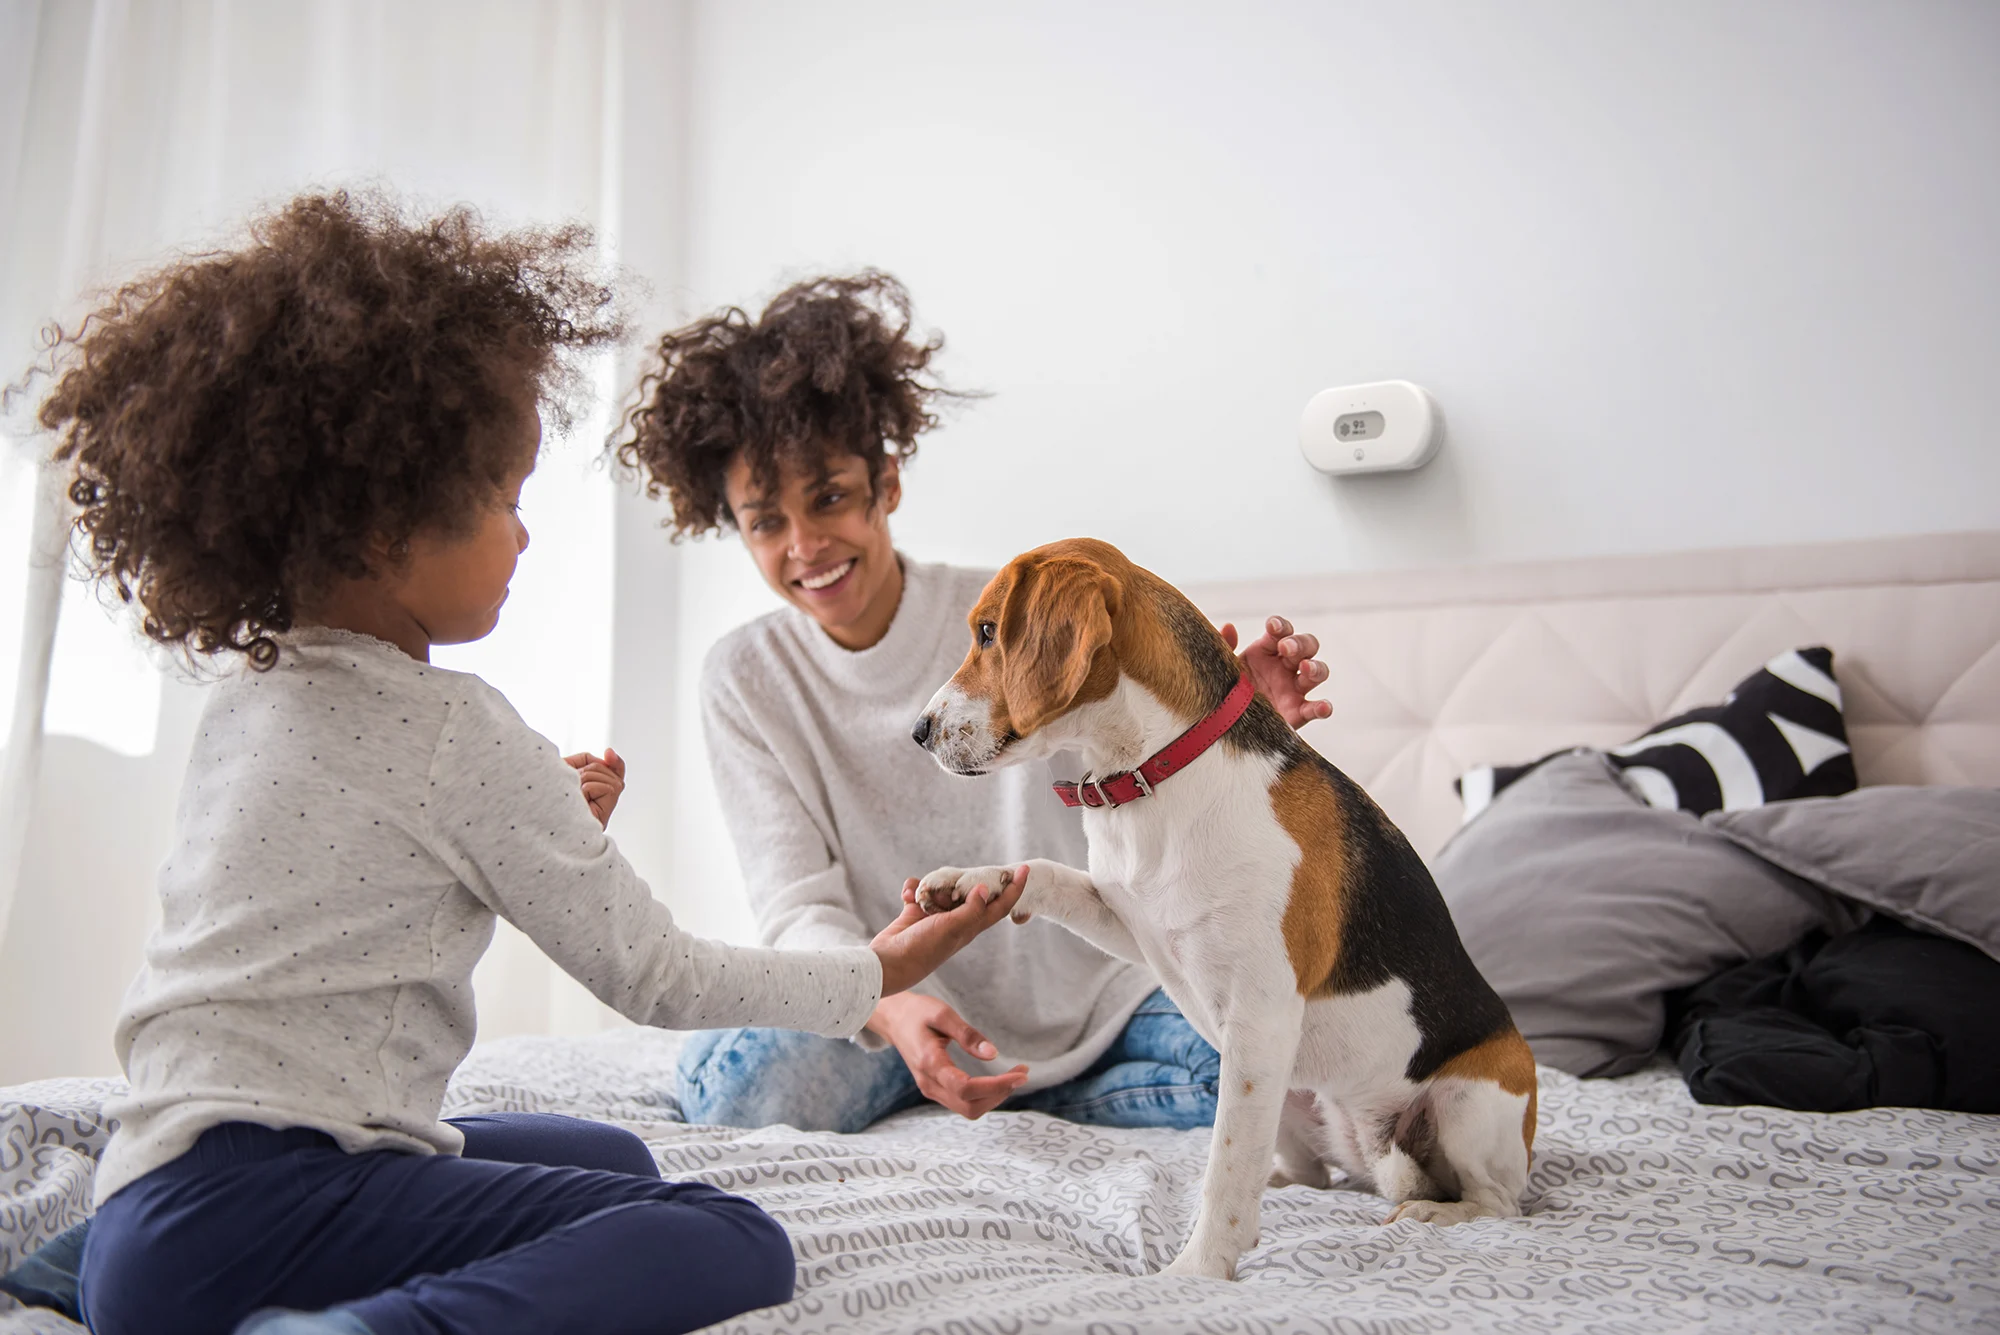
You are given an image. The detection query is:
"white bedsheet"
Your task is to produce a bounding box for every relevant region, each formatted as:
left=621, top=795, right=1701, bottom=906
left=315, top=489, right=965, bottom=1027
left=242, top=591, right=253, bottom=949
left=5, top=1032, right=1997, bottom=1333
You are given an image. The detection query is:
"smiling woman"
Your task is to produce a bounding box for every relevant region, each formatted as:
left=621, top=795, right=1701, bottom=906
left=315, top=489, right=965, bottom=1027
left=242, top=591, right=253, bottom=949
left=724, top=451, right=905, bottom=650
left=612, top=271, right=1332, bottom=1139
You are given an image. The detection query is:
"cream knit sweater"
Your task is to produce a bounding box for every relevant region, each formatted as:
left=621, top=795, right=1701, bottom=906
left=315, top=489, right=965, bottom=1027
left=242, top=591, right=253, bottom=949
left=701, top=558, right=1156, bottom=1092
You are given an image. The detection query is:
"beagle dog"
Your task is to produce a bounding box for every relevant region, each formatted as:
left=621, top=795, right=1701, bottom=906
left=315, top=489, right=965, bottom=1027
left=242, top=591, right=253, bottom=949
left=911, top=538, right=1535, bottom=1280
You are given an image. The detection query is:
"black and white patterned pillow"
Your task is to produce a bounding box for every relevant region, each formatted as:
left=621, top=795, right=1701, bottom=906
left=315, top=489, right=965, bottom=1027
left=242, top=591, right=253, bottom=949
left=1457, top=647, right=1857, bottom=821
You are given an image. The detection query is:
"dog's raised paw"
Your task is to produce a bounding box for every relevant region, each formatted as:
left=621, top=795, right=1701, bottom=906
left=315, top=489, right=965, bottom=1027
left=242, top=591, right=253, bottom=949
left=915, top=866, right=1011, bottom=915
left=913, top=870, right=966, bottom=914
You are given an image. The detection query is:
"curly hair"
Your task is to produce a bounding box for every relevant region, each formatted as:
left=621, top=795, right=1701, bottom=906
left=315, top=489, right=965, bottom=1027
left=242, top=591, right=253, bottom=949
left=612, top=270, right=967, bottom=539
left=22, top=190, right=624, bottom=669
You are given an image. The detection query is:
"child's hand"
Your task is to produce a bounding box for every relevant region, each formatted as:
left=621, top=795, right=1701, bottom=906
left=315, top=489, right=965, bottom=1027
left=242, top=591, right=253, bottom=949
left=563, top=746, right=626, bottom=827
left=869, top=867, right=1028, bottom=997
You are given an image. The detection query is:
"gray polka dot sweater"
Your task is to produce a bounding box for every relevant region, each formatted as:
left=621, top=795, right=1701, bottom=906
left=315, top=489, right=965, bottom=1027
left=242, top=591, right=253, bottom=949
left=95, top=627, right=880, bottom=1205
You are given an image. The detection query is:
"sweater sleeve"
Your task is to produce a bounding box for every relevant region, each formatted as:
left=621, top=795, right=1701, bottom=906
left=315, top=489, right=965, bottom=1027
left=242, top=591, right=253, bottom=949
left=424, top=681, right=880, bottom=1037
left=701, top=654, right=877, bottom=953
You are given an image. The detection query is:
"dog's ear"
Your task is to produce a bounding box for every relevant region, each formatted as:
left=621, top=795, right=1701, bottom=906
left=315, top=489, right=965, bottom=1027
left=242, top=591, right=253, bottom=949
left=998, top=557, right=1116, bottom=735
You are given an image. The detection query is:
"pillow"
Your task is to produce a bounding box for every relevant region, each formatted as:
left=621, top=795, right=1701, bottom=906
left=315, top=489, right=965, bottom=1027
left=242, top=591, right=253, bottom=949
left=1457, top=647, right=1857, bottom=821
left=1433, top=750, right=1838, bottom=1077
left=1705, top=786, right=2000, bottom=962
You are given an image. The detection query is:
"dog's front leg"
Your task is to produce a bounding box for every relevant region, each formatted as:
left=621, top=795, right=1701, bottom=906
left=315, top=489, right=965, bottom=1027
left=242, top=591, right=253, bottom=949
left=915, top=859, right=1146, bottom=963
left=1162, top=990, right=1304, bottom=1280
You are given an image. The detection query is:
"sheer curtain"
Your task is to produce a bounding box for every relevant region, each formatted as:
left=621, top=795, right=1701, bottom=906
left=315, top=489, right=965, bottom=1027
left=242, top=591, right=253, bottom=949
left=0, top=0, right=687, bottom=1082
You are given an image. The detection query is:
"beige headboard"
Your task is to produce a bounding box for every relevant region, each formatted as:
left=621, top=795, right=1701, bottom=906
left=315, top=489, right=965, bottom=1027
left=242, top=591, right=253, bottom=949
left=1186, top=531, right=2000, bottom=863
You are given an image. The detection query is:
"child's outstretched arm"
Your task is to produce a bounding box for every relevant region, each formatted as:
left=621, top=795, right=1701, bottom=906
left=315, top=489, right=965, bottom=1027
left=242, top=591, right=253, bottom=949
left=868, top=867, right=1026, bottom=997
left=427, top=681, right=1012, bottom=1039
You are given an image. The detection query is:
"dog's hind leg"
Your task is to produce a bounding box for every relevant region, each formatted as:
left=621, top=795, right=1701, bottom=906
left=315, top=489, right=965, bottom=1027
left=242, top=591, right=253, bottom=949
left=1386, top=1035, right=1536, bottom=1226
left=1163, top=992, right=1304, bottom=1280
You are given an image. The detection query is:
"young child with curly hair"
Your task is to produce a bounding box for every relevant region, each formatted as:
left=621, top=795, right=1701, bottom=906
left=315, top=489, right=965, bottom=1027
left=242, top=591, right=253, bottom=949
left=615, top=272, right=1330, bottom=1135
left=28, top=195, right=1022, bottom=1335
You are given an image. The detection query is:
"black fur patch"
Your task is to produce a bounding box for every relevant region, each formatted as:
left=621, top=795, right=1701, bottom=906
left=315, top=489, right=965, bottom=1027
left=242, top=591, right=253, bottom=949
left=1306, top=754, right=1516, bottom=1081
left=1154, top=578, right=1512, bottom=1080
left=1156, top=589, right=1301, bottom=762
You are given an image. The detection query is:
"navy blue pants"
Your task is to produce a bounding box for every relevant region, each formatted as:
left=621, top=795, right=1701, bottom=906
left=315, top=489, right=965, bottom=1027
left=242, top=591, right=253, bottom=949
left=80, top=1113, right=794, bottom=1335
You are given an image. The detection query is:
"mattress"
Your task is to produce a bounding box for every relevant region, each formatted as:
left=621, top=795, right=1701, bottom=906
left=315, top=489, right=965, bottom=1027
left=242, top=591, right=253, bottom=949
left=5, top=1030, right=1996, bottom=1334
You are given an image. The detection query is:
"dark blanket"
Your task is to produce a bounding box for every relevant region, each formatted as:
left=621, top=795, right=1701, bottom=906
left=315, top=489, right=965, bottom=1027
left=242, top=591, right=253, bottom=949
left=1667, top=916, right=2000, bottom=1114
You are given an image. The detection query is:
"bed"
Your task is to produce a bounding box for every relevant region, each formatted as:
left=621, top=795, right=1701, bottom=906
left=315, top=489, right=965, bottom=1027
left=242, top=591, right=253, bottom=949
left=6, top=530, right=2000, bottom=1333
left=7, top=1030, right=1997, bottom=1334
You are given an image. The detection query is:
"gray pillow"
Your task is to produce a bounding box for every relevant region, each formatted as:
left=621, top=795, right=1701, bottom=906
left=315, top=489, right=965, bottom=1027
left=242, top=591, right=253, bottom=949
left=1706, top=787, right=2000, bottom=962
left=1433, top=751, right=1837, bottom=1077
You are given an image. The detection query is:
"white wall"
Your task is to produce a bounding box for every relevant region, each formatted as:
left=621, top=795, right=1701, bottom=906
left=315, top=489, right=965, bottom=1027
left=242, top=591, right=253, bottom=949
left=653, top=0, right=2000, bottom=942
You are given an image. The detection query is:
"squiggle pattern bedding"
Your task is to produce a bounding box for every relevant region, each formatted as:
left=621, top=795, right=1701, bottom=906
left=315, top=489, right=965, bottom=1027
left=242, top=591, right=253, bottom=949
left=5, top=1037, right=1996, bottom=1333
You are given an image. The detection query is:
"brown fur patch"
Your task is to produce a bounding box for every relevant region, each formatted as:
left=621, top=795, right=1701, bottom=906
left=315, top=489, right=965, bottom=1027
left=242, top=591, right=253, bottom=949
left=995, top=558, right=1115, bottom=734
left=1103, top=574, right=1210, bottom=720
left=999, top=538, right=1227, bottom=728
left=1435, top=1028, right=1539, bottom=1152
left=948, top=547, right=1125, bottom=742
left=1272, top=762, right=1349, bottom=997
left=947, top=539, right=1288, bottom=762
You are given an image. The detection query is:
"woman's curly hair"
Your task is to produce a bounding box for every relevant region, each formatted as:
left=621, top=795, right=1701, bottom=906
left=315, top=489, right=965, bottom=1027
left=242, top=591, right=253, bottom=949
left=613, top=270, right=967, bottom=538
left=23, top=189, right=624, bottom=668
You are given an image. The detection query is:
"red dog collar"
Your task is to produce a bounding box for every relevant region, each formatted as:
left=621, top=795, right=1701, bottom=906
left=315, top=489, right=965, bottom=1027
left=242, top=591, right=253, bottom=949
left=1052, top=675, right=1257, bottom=809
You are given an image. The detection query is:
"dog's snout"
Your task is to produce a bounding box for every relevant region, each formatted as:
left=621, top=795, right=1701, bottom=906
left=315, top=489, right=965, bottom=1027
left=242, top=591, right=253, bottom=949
left=911, top=714, right=933, bottom=748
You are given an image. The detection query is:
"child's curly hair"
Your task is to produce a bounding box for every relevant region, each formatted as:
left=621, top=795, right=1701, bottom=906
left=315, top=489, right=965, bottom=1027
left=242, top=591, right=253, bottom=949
left=24, top=190, right=624, bottom=668
left=612, top=270, right=966, bottom=539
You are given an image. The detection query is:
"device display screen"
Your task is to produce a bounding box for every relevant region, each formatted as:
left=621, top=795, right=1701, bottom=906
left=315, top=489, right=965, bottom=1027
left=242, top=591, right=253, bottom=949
left=1334, top=410, right=1385, bottom=441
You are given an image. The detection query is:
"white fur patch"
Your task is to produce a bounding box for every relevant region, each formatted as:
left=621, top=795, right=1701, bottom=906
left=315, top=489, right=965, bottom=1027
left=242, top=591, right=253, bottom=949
left=919, top=682, right=1001, bottom=774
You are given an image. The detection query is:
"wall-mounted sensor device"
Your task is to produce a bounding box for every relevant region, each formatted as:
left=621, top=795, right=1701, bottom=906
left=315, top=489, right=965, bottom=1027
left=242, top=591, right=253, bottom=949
left=1298, top=380, right=1441, bottom=475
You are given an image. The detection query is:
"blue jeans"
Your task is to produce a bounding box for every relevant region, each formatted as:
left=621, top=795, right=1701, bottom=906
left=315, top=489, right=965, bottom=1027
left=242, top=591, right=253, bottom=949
left=679, top=988, right=1218, bottom=1132
left=80, top=1113, right=792, bottom=1335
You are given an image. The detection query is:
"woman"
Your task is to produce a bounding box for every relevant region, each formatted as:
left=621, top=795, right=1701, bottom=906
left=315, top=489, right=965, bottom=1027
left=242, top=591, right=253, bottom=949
left=615, top=272, right=1331, bottom=1131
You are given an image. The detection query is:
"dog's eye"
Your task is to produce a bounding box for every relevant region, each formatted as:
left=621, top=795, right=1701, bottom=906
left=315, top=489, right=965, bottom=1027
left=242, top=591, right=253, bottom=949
left=977, top=621, right=996, bottom=648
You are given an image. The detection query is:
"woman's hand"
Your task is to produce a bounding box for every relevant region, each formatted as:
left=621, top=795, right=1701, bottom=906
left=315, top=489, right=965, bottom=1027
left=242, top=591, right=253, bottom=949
left=869, top=869, right=1026, bottom=997
left=863, top=872, right=1029, bottom=1117
left=866, top=991, right=1029, bottom=1119
left=1222, top=616, right=1332, bottom=727
left=563, top=746, right=626, bottom=827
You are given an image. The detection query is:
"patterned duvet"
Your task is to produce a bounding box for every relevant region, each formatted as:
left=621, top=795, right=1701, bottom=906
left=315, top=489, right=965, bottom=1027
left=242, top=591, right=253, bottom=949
left=6, top=1029, right=1997, bottom=1334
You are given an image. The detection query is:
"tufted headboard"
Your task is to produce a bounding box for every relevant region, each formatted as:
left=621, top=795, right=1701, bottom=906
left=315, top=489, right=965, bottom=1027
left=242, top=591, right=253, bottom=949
left=1185, top=530, right=2000, bottom=863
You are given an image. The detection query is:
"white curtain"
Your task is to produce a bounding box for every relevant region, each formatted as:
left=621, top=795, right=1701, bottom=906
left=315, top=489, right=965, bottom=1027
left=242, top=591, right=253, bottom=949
left=0, top=0, right=687, bottom=1082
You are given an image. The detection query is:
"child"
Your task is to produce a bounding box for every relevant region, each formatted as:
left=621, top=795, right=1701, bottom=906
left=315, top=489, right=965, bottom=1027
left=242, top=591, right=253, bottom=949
left=614, top=272, right=1329, bottom=1134
left=30, top=194, right=1022, bottom=1335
